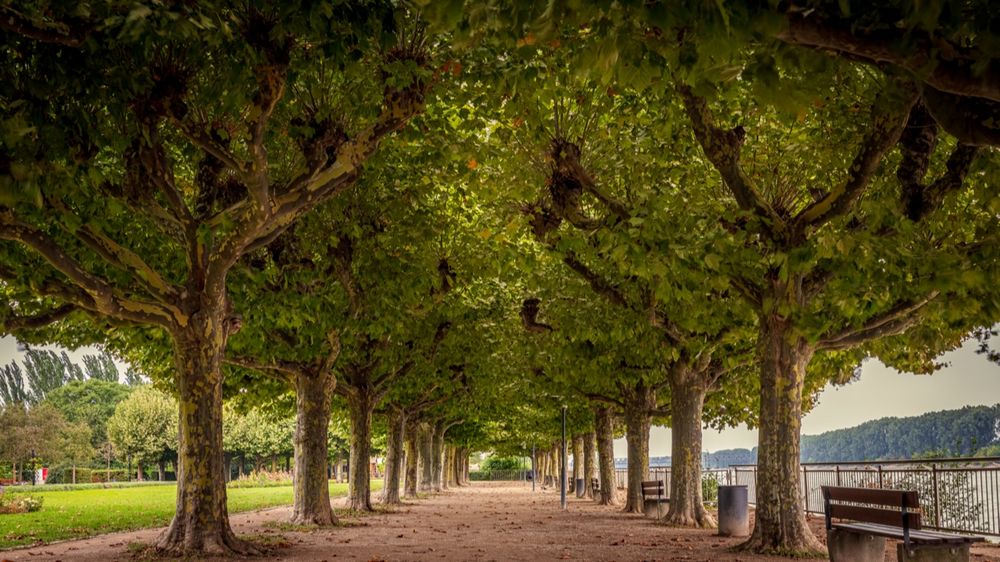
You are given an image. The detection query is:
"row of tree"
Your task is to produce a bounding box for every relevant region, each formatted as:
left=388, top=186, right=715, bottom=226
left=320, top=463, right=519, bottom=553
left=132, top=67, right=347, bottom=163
left=1, top=1, right=998, bottom=557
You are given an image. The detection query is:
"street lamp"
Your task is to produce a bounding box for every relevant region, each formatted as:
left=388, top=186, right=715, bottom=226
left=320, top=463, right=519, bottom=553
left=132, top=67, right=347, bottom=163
left=30, top=449, right=36, bottom=486
left=560, top=405, right=567, bottom=510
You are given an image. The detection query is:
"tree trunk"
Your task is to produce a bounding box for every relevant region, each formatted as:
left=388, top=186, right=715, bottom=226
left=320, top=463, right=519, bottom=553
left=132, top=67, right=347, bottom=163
left=573, top=435, right=584, bottom=497
left=381, top=408, right=405, bottom=505
left=290, top=370, right=337, bottom=525
left=158, top=460, right=166, bottom=482
left=72, top=463, right=77, bottom=485
left=442, top=445, right=452, bottom=490
left=346, top=386, right=375, bottom=512
left=739, top=315, right=824, bottom=555
left=156, top=319, right=256, bottom=555
left=418, top=423, right=434, bottom=492
left=404, top=423, right=419, bottom=498
left=463, top=452, right=469, bottom=483
left=583, top=432, right=595, bottom=499
left=664, top=365, right=715, bottom=528
left=622, top=380, right=654, bottom=514
left=431, top=420, right=445, bottom=492
left=451, top=447, right=462, bottom=486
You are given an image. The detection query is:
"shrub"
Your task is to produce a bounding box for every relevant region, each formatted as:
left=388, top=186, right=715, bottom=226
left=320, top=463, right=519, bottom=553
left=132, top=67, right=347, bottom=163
left=228, top=470, right=293, bottom=488
left=0, top=491, right=44, bottom=514
left=701, top=471, right=720, bottom=505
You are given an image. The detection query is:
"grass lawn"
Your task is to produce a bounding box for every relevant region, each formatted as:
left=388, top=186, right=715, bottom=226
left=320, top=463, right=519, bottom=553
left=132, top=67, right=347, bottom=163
left=0, top=480, right=382, bottom=549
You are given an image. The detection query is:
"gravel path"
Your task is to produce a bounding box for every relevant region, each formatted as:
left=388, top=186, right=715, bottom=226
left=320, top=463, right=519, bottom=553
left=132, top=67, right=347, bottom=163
left=3, top=482, right=999, bottom=561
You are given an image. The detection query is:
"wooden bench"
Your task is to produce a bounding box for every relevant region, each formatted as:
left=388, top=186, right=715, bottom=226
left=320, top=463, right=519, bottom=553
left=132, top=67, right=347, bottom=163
left=822, top=486, right=985, bottom=562
left=641, top=480, right=666, bottom=518
left=590, top=477, right=600, bottom=497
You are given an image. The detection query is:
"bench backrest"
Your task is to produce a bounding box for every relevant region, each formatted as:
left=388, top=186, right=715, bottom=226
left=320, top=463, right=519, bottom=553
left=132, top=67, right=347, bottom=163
left=822, top=486, right=922, bottom=544
left=641, top=480, right=664, bottom=498
left=591, top=478, right=600, bottom=493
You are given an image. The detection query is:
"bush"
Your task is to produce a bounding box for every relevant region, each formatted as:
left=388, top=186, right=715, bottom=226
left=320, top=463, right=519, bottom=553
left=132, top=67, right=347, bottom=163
left=90, top=469, right=129, bottom=483
left=228, top=470, right=293, bottom=488
left=701, top=471, right=720, bottom=505
left=0, top=491, right=44, bottom=514
left=482, top=456, right=526, bottom=471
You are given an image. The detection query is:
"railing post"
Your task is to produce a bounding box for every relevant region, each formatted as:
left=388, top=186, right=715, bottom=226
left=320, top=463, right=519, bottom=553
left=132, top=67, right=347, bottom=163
left=803, top=465, right=809, bottom=513
left=878, top=465, right=883, bottom=489
left=836, top=465, right=841, bottom=486
left=932, top=463, right=941, bottom=527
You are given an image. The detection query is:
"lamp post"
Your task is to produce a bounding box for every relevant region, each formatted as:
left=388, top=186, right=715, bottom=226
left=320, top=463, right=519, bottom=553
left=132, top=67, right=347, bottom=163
left=531, top=444, right=536, bottom=492
left=560, top=405, right=567, bottom=510
left=30, top=449, right=36, bottom=486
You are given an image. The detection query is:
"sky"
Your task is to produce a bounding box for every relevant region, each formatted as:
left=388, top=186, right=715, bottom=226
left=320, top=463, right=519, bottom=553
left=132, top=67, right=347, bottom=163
left=3, top=334, right=998, bottom=458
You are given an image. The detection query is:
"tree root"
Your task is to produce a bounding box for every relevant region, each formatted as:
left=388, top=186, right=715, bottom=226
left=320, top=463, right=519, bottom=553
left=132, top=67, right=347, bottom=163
left=734, top=529, right=827, bottom=558
left=662, top=508, right=717, bottom=529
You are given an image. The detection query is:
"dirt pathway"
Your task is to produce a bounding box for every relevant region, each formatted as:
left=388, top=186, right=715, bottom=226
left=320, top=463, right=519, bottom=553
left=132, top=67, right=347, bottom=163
left=3, top=482, right=999, bottom=561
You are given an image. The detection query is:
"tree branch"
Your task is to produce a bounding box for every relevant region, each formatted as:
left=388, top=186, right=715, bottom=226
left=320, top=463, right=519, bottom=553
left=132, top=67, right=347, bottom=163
left=897, top=102, right=982, bottom=221
left=776, top=12, right=1000, bottom=104
left=676, top=84, right=783, bottom=230
left=817, top=292, right=939, bottom=351
left=0, top=213, right=175, bottom=328
left=0, top=6, right=87, bottom=47
left=223, top=355, right=299, bottom=383
left=796, top=85, right=918, bottom=229
left=1, top=303, right=77, bottom=332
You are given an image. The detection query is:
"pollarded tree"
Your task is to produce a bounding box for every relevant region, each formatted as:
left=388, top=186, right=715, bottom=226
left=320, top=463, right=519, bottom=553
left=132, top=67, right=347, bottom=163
left=226, top=173, right=463, bottom=514
left=673, top=68, right=998, bottom=553
left=0, top=3, right=431, bottom=554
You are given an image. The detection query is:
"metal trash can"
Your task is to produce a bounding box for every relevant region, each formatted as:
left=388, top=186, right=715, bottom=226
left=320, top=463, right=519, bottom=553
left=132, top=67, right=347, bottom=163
left=717, top=485, right=749, bottom=537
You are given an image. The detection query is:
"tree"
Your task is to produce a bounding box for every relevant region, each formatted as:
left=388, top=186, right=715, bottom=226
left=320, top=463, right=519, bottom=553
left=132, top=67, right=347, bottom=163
left=57, top=421, right=94, bottom=484
left=673, top=74, right=997, bottom=553
left=81, top=352, right=119, bottom=382
left=0, top=402, right=67, bottom=479
left=43, top=379, right=132, bottom=448
left=1, top=3, right=432, bottom=554
left=107, top=386, right=178, bottom=481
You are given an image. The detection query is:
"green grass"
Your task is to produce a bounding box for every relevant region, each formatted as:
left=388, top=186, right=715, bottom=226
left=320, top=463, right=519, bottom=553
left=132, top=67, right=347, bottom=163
left=0, top=481, right=382, bottom=550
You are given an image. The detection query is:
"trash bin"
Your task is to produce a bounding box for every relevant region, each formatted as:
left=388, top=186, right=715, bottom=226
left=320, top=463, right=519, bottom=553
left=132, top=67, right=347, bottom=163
left=717, top=485, right=749, bottom=537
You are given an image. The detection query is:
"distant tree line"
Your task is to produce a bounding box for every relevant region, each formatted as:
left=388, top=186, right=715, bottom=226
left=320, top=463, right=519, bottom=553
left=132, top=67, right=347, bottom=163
left=801, top=405, right=1000, bottom=462
left=0, top=348, right=145, bottom=405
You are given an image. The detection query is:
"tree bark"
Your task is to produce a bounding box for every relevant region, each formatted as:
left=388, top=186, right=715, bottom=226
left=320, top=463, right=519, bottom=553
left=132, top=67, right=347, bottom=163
left=583, top=432, right=596, bottom=499
left=156, top=318, right=256, bottom=555
left=572, top=435, right=584, bottom=497
left=418, top=423, right=433, bottom=492
left=381, top=408, right=405, bottom=506
left=346, top=386, right=375, bottom=512
left=158, top=460, right=165, bottom=482
left=290, top=370, right=336, bottom=525
left=738, top=314, right=824, bottom=556
left=404, top=422, right=419, bottom=498
left=463, top=452, right=469, bottom=484
left=442, top=445, right=453, bottom=490
left=663, top=365, right=715, bottom=528
left=593, top=411, right=620, bottom=503
left=622, top=381, right=654, bottom=514
left=451, top=446, right=463, bottom=486
left=431, top=420, right=445, bottom=492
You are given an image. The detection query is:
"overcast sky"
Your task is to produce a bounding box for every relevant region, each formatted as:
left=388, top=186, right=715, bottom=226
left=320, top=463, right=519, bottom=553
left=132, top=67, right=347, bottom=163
left=3, top=334, right=998, bottom=457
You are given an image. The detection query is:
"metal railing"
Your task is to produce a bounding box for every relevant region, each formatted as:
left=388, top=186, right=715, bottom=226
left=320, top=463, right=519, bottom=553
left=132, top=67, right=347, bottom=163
left=731, top=457, right=1000, bottom=537
left=607, top=458, right=1000, bottom=537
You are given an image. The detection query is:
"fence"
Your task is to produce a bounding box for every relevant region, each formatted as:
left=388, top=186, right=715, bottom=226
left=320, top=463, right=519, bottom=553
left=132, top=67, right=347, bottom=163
left=730, top=457, right=1000, bottom=537
left=608, top=458, right=1000, bottom=537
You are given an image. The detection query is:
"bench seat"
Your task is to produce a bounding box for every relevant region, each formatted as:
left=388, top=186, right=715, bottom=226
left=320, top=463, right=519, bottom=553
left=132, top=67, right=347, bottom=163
left=832, top=522, right=986, bottom=545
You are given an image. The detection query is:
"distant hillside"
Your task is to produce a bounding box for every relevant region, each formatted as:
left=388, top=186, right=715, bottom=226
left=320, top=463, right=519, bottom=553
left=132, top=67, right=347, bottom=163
left=620, top=404, right=1000, bottom=468
left=800, top=404, right=1000, bottom=462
